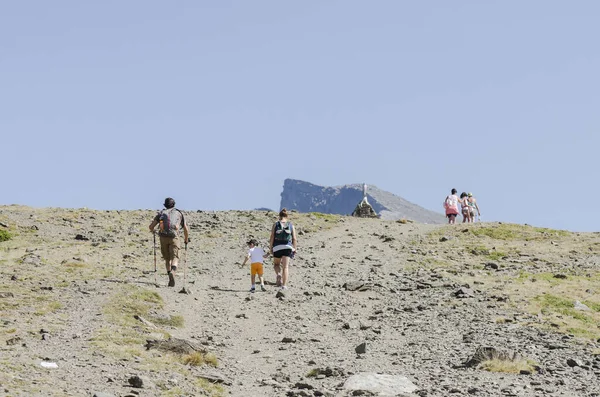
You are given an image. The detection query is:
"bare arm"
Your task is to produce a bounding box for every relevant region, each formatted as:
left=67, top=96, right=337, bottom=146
left=241, top=253, right=250, bottom=266
left=183, top=221, right=190, bottom=243
left=269, top=223, right=276, bottom=253
left=149, top=219, right=158, bottom=232
left=292, top=225, right=298, bottom=251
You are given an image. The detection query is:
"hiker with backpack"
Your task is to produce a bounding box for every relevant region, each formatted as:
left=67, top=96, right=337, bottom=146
left=240, top=238, right=268, bottom=293
left=269, top=208, right=297, bottom=290
left=149, top=197, right=190, bottom=287
left=443, top=189, right=460, bottom=224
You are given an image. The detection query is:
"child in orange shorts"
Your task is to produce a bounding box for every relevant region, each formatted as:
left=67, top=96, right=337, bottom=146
left=241, top=239, right=268, bottom=292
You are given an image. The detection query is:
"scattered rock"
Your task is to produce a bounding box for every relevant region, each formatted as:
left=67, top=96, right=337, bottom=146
left=276, top=290, right=286, bottom=299
left=75, top=234, right=90, bottom=241
left=92, top=393, right=116, bottom=397
left=553, top=274, right=568, bottom=279
left=567, top=358, right=583, bottom=368
left=196, top=371, right=232, bottom=385
left=0, top=292, right=15, bottom=298
left=343, top=282, right=371, bottom=291
left=574, top=301, right=591, bottom=311
left=454, top=287, right=475, bottom=298
left=355, top=342, right=367, bottom=354
left=6, top=337, right=21, bottom=346
left=282, top=337, right=296, bottom=343
left=128, top=375, right=152, bottom=388
left=484, top=262, right=499, bottom=270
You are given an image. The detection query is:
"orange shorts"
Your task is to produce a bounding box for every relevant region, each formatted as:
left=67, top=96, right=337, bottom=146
left=250, top=262, right=264, bottom=276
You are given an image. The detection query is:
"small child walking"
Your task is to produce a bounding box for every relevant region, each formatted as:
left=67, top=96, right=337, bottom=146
left=240, top=239, right=268, bottom=292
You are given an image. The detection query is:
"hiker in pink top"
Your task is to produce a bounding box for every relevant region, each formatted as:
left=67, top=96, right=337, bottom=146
left=443, top=189, right=460, bottom=224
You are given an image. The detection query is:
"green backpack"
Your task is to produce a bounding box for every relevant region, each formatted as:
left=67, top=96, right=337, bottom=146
left=273, top=221, right=293, bottom=245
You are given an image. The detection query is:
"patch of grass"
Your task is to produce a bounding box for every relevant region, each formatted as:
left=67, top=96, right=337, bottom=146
left=517, top=272, right=564, bottom=285
left=64, top=262, right=87, bottom=268
left=582, top=301, right=600, bottom=312
left=532, top=227, right=570, bottom=237
left=0, top=230, right=13, bottom=242
left=195, top=378, right=225, bottom=397
left=182, top=352, right=218, bottom=367
left=103, top=287, right=163, bottom=326
left=306, top=368, right=320, bottom=377
left=536, top=294, right=594, bottom=321
left=469, top=223, right=570, bottom=241
left=309, top=212, right=340, bottom=222
left=487, top=251, right=507, bottom=261
left=34, top=301, right=63, bottom=316
left=566, top=328, right=598, bottom=339
left=480, top=358, right=536, bottom=374
left=470, top=245, right=490, bottom=256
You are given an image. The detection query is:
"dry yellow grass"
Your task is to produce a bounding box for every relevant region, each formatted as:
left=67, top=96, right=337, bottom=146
left=480, top=358, right=536, bottom=374
left=182, top=352, right=218, bottom=367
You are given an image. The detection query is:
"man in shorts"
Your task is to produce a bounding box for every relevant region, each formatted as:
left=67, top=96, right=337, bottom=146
left=240, top=239, right=268, bottom=292
left=149, top=197, right=190, bottom=287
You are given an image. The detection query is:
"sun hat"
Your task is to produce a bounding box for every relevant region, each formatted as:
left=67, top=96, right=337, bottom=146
left=468, top=192, right=473, bottom=197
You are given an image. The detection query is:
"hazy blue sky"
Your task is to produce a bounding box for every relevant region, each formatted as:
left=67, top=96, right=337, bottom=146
left=1, top=1, right=598, bottom=231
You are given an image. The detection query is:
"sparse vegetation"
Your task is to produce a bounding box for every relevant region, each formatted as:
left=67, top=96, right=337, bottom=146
left=470, top=223, right=570, bottom=241
left=195, top=378, right=225, bottom=397
left=480, top=358, right=536, bottom=374
left=306, top=368, right=320, bottom=377
left=182, top=351, right=218, bottom=367
left=0, top=229, right=13, bottom=242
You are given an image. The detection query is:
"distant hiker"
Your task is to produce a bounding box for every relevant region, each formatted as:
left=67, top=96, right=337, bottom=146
left=149, top=197, right=190, bottom=287
left=459, top=192, right=472, bottom=223
left=467, top=192, right=481, bottom=221
left=240, top=239, right=268, bottom=293
left=269, top=208, right=297, bottom=290
left=443, top=189, right=460, bottom=224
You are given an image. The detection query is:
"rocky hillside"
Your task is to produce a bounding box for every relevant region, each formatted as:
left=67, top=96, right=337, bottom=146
left=279, top=179, right=444, bottom=223
left=1, top=205, right=599, bottom=397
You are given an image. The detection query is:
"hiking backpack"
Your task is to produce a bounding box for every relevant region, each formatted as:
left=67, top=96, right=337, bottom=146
left=158, top=208, right=183, bottom=238
left=273, top=221, right=293, bottom=245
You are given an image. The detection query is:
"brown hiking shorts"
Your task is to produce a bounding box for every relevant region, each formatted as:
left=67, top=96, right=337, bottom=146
left=159, top=236, right=180, bottom=261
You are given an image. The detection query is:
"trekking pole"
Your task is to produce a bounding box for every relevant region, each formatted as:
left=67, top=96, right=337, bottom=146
left=179, top=241, right=189, bottom=294
left=153, top=232, right=158, bottom=286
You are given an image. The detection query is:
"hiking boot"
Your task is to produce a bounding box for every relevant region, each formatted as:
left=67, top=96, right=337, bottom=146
left=249, top=287, right=255, bottom=293
left=168, top=272, right=175, bottom=287
left=260, top=285, right=267, bottom=292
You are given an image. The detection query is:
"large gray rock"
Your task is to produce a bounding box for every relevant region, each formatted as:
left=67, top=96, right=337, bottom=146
left=343, top=373, right=418, bottom=396
left=279, top=179, right=443, bottom=223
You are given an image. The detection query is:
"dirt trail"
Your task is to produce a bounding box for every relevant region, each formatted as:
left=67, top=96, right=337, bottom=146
left=1, top=207, right=599, bottom=397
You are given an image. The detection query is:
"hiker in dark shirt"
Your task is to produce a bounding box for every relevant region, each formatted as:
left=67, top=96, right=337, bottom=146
left=149, top=197, right=190, bottom=287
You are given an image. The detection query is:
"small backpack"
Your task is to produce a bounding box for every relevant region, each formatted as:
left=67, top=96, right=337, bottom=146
left=274, top=221, right=293, bottom=245
left=158, top=208, right=183, bottom=237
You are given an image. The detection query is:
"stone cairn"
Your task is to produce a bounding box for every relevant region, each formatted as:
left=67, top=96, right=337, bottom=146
left=351, top=183, right=378, bottom=218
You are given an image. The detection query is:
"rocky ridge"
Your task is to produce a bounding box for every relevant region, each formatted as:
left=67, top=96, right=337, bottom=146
left=279, top=179, right=444, bottom=223
left=0, top=205, right=599, bottom=397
